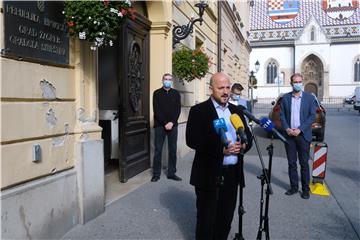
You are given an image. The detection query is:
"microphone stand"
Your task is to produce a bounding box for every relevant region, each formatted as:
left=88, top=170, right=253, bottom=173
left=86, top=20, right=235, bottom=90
left=256, top=143, right=274, bottom=240
left=247, top=122, right=273, bottom=240
left=233, top=151, right=245, bottom=240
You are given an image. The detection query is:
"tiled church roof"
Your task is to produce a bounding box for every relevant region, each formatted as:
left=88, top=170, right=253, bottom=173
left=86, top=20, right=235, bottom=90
left=249, top=0, right=360, bottom=42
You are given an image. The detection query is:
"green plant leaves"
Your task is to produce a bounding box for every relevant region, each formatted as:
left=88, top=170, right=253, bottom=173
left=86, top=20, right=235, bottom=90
left=64, top=0, right=135, bottom=49
left=172, top=48, right=210, bottom=82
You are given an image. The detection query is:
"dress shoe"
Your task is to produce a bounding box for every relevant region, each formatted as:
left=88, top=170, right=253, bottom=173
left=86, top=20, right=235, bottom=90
left=301, top=191, right=310, bottom=199
left=167, top=175, right=182, bottom=181
left=285, top=188, right=298, bottom=195
left=151, top=176, right=160, bottom=182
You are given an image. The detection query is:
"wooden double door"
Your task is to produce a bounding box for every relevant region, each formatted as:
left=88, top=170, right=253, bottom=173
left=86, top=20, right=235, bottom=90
left=99, top=14, right=151, bottom=182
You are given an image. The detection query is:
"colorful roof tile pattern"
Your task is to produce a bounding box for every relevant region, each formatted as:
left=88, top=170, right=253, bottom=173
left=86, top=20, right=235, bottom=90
left=268, top=0, right=299, bottom=24
left=322, top=0, right=359, bottom=20
left=250, top=0, right=360, bottom=42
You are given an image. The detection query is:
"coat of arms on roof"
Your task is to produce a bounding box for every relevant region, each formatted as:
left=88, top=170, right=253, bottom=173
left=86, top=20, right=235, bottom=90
left=268, top=0, right=299, bottom=24
left=322, top=0, right=358, bottom=20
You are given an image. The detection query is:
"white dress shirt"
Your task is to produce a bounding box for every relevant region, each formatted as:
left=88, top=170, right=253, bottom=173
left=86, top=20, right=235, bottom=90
left=211, top=97, right=238, bottom=165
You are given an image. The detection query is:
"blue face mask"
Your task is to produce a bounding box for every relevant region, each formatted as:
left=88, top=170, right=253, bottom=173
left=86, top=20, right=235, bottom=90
left=232, top=94, right=240, bottom=101
left=163, top=80, right=172, bottom=89
left=293, top=83, right=302, bottom=92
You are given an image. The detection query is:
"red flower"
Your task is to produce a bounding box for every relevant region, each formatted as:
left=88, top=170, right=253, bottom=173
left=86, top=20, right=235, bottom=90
left=67, top=21, right=75, bottom=27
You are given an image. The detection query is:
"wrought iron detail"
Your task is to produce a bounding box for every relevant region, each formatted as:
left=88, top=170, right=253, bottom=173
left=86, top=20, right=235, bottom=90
left=172, top=1, right=208, bottom=48
left=128, top=42, right=143, bottom=112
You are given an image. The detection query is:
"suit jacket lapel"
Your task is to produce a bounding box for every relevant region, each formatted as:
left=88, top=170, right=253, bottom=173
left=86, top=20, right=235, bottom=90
left=286, top=93, right=292, bottom=125
left=300, top=92, right=306, bottom=123
left=205, top=98, right=224, bottom=147
left=228, top=104, right=236, bottom=114
left=206, top=98, right=219, bottom=120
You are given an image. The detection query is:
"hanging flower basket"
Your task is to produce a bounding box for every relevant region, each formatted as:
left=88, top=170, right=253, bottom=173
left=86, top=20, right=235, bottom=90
left=172, top=48, right=211, bottom=82
left=63, top=0, right=136, bottom=50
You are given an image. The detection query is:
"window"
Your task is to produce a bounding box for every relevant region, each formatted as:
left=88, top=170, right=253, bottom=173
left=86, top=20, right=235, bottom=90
left=266, top=61, right=278, bottom=84
left=277, top=72, right=284, bottom=84
left=310, top=26, right=315, bottom=41
left=355, top=58, right=360, bottom=82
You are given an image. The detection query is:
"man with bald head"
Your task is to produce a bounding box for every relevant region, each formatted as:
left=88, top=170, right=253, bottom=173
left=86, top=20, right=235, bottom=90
left=186, top=72, right=252, bottom=240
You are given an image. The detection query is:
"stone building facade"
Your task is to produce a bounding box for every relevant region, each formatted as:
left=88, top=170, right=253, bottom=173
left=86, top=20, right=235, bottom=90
left=1, top=1, right=252, bottom=238
left=249, top=0, right=360, bottom=99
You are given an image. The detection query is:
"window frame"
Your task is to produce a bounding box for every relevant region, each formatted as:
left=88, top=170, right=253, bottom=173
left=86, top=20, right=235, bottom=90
left=266, top=59, right=279, bottom=84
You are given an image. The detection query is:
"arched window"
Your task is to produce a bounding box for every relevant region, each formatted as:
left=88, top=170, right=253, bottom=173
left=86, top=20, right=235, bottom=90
left=355, top=57, right=360, bottom=82
left=266, top=61, right=278, bottom=84
left=310, top=26, right=315, bottom=41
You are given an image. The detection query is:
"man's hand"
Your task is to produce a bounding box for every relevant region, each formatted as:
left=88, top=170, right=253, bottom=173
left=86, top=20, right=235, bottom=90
left=223, top=141, right=243, bottom=155
left=165, top=122, right=174, bottom=130
left=292, top=128, right=301, bottom=136
left=286, top=128, right=294, bottom=136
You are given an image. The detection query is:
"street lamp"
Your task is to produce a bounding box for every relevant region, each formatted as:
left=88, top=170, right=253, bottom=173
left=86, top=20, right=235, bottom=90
left=249, top=60, right=260, bottom=112
left=172, top=1, right=208, bottom=48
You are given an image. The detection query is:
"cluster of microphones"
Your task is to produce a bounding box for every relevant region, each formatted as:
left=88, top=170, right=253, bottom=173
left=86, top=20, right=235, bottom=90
left=213, top=109, right=287, bottom=150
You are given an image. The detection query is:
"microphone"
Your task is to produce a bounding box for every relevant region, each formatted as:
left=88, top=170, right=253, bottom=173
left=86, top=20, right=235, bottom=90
left=230, top=114, right=248, bottom=155
left=230, top=114, right=248, bottom=145
left=239, top=107, right=287, bottom=144
left=213, top=118, right=229, bottom=148
left=259, top=117, right=287, bottom=144
left=239, top=108, right=261, bottom=125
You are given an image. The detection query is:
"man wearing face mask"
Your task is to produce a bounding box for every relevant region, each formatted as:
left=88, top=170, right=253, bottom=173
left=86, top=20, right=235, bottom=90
left=229, top=83, right=248, bottom=109
left=280, top=73, right=317, bottom=199
left=151, top=73, right=182, bottom=182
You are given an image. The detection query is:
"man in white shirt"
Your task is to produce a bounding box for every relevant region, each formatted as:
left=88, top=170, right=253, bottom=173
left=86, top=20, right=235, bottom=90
left=186, top=73, right=253, bottom=239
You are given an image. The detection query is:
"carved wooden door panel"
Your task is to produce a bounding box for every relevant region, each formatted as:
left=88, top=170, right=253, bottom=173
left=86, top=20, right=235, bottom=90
left=118, top=15, right=151, bottom=182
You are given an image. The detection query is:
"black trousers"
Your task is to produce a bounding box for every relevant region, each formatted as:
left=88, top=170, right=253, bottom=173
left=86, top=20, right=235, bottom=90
left=285, top=135, right=311, bottom=192
left=195, top=165, right=238, bottom=240
left=152, top=126, right=178, bottom=177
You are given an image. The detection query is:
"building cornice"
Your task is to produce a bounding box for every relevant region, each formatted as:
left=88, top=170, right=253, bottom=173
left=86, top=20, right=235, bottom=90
left=250, top=40, right=295, bottom=48
left=330, top=36, right=360, bottom=44
left=150, top=21, right=172, bottom=35
left=206, top=3, right=217, bottom=22
left=245, top=40, right=252, bottom=52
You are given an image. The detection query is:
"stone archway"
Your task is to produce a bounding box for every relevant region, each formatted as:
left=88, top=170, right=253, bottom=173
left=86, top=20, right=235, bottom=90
left=301, top=54, right=324, bottom=100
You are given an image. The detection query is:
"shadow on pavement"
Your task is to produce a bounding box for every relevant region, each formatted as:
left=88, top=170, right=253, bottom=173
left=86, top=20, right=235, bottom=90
left=321, top=213, right=360, bottom=240
left=159, top=186, right=196, bottom=240
left=244, top=161, right=289, bottom=191
left=329, top=167, right=360, bottom=183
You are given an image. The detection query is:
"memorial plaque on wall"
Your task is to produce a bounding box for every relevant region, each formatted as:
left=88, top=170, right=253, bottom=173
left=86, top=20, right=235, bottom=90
left=3, top=1, right=69, bottom=65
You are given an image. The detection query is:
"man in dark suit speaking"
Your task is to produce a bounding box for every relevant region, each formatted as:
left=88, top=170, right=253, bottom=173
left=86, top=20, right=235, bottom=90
left=186, top=72, right=252, bottom=240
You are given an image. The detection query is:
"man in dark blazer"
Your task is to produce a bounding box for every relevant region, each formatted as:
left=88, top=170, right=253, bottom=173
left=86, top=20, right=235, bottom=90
left=280, top=73, right=317, bottom=199
left=186, top=72, right=252, bottom=240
